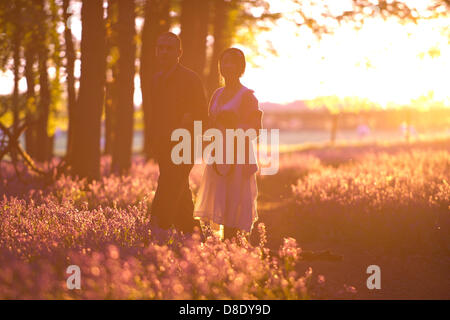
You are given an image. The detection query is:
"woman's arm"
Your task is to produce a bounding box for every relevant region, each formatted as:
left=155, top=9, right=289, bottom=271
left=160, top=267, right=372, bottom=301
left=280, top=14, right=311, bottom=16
left=239, top=90, right=263, bottom=133
left=205, top=88, right=222, bottom=130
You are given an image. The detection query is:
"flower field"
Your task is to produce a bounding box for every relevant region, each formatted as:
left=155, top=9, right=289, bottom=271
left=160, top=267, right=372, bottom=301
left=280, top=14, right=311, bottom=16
left=290, top=149, right=449, bottom=248
left=0, top=157, right=320, bottom=299
left=0, top=137, right=449, bottom=299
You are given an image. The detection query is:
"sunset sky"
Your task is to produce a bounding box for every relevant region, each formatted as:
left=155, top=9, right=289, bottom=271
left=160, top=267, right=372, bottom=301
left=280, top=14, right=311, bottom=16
left=0, top=0, right=448, bottom=108
left=237, top=0, right=450, bottom=105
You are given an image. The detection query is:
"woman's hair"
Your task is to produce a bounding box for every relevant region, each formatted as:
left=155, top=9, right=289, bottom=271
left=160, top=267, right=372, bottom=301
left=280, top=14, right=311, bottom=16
left=219, top=47, right=246, bottom=77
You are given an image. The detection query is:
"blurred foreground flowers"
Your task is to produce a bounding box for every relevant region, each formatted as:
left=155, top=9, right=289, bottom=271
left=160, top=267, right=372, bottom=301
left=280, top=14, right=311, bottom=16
left=0, top=156, right=319, bottom=299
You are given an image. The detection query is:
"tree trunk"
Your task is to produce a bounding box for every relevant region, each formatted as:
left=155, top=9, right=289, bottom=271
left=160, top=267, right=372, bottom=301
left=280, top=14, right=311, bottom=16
left=104, top=0, right=119, bottom=156
left=63, top=0, right=77, bottom=164
left=12, top=3, right=22, bottom=138
left=24, top=41, right=38, bottom=158
left=35, top=0, right=51, bottom=163
left=104, top=71, right=118, bottom=155
left=103, top=0, right=125, bottom=157
left=140, top=0, right=170, bottom=160
left=196, top=1, right=210, bottom=80
left=71, top=0, right=106, bottom=181
left=206, top=0, right=230, bottom=97
left=179, top=0, right=210, bottom=79
left=111, top=0, right=136, bottom=174
left=36, top=45, right=51, bottom=162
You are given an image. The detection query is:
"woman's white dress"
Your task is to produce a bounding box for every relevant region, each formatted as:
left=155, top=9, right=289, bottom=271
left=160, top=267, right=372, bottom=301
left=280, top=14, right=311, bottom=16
left=193, top=85, right=259, bottom=233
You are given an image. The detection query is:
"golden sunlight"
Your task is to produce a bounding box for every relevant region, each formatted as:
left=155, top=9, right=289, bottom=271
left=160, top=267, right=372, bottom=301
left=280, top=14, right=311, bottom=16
left=0, top=0, right=448, bottom=109
left=240, top=0, right=449, bottom=106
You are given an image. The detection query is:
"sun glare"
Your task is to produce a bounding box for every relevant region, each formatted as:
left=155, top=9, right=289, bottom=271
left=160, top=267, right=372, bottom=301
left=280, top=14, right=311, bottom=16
left=0, top=0, right=448, bottom=109
left=240, top=2, right=449, bottom=106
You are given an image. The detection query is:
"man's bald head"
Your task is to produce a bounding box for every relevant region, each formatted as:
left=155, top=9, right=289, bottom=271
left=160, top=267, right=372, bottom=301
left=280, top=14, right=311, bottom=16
left=156, top=32, right=183, bottom=71
left=157, top=32, right=182, bottom=51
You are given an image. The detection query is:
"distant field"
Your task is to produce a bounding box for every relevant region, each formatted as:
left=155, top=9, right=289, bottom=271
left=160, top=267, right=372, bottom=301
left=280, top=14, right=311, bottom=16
left=31, top=128, right=450, bottom=156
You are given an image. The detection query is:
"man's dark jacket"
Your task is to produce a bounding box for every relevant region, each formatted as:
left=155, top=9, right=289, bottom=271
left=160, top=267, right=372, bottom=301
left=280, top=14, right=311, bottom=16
left=148, top=63, right=208, bottom=163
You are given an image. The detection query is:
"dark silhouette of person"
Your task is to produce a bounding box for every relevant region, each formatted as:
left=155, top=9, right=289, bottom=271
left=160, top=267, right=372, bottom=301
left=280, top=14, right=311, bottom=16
left=148, top=32, right=208, bottom=234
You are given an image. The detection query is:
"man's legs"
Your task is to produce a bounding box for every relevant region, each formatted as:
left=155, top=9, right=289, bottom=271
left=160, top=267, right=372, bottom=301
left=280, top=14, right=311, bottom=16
left=151, top=161, right=200, bottom=232
left=171, top=164, right=202, bottom=233
left=150, top=161, right=176, bottom=229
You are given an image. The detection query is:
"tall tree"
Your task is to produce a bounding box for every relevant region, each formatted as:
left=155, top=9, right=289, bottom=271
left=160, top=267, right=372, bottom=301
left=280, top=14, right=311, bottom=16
left=46, top=0, right=63, bottom=161
left=111, top=0, right=136, bottom=174
left=1, top=1, right=41, bottom=161
left=63, top=0, right=77, bottom=164
left=24, top=24, right=38, bottom=158
left=35, top=0, right=51, bottom=162
left=140, top=0, right=170, bottom=160
left=70, top=0, right=106, bottom=181
left=179, top=0, right=210, bottom=79
left=34, top=0, right=52, bottom=162
left=104, top=0, right=119, bottom=156
left=206, top=0, right=235, bottom=96
left=11, top=2, right=23, bottom=137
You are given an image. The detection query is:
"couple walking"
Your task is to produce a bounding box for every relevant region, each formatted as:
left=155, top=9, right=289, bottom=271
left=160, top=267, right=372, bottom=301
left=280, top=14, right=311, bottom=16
left=148, top=32, right=263, bottom=240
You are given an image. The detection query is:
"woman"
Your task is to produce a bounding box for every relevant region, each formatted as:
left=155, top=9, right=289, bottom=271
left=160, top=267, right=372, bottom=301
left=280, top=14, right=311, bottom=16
left=194, top=48, right=263, bottom=240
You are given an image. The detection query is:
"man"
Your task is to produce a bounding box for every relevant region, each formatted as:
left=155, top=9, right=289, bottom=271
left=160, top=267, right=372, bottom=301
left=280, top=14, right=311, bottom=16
left=148, top=32, right=208, bottom=234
